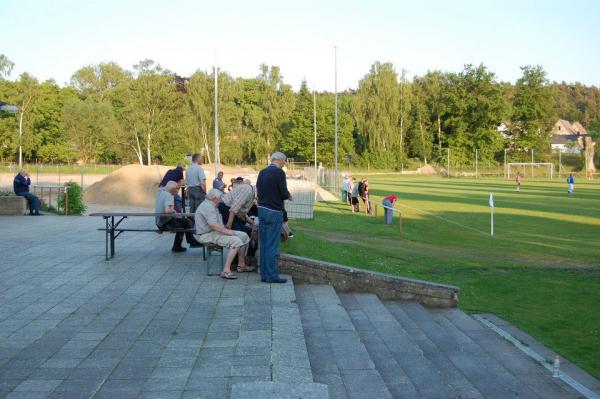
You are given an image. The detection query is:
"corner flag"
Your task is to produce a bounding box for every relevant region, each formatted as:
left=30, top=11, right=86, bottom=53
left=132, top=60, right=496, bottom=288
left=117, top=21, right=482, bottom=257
left=489, top=193, right=494, bottom=236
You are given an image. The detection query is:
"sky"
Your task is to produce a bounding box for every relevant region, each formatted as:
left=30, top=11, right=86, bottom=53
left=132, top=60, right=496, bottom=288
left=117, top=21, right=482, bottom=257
left=1, top=0, right=599, bottom=91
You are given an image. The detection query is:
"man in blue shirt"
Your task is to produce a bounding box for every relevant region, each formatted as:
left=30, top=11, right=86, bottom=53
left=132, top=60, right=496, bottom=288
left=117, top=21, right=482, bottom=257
left=213, top=171, right=225, bottom=192
left=13, top=169, right=42, bottom=215
left=256, top=152, right=291, bottom=284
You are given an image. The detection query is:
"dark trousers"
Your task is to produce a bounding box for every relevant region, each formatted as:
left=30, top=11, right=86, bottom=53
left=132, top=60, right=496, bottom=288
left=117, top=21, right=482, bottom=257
left=258, top=207, right=283, bottom=281
left=17, top=192, right=40, bottom=213
left=162, top=218, right=195, bottom=249
left=187, top=186, right=205, bottom=213
left=218, top=203, right=257, bottom=257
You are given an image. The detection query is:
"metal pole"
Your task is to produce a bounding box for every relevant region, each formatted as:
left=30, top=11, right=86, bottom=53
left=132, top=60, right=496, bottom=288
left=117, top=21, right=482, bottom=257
left=531, top=149, right=534, bottom=178
left=80, top=165, right=83, bottom=188
left=447, top=148, right=450, bottom=177
left=475, top=149, right=478, bottom=179
left=334, top=46, right=339, bottom=192
left=313, top=89, right=317, bottom=171
left=504, top=149, right=507, bottom=179
left=214, top=63, right=219, bottom=180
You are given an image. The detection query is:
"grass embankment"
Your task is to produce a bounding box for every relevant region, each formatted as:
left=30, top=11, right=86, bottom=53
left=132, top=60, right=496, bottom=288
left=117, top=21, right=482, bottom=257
left=283, top=176, right=600, bottom=378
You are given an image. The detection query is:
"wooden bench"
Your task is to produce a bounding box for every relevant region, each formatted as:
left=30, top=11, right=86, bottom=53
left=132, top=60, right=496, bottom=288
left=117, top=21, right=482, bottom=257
left=90, top=212, right=223, bottom=275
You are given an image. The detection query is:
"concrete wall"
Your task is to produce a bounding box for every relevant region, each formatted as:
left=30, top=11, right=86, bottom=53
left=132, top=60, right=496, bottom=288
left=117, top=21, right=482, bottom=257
left=0, top=196, right=27, bottom=215
left=279, top=254, right=459, bottom=308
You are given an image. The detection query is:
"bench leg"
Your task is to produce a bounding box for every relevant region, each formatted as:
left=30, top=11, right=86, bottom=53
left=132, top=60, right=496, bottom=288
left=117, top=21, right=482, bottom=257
left=104, top=217, right=109, bottom=261
left=110, top=216, right=116, bottom=259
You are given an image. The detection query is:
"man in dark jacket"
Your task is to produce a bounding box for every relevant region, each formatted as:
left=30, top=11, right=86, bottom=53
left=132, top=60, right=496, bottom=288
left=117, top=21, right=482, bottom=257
left=256, top=152, right=291, bottom=284
left=13, top=169, right=42, bottom=215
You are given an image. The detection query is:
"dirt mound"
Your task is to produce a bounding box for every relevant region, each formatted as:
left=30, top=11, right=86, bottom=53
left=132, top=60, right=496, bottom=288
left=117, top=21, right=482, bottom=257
left=416, top=164, right=438, bottom=174
left=84, top=164, right=170, bottom=208
left=84, top=163, right=258, bottom=207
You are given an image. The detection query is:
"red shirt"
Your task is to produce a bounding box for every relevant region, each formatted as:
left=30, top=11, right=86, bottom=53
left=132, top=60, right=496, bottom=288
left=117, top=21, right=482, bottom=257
left=384, top=195, right=397, bottom=203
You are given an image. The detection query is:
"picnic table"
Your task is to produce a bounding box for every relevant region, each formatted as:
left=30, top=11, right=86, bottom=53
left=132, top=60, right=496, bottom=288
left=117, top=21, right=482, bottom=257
left=89, top=212, right=196, bottom=261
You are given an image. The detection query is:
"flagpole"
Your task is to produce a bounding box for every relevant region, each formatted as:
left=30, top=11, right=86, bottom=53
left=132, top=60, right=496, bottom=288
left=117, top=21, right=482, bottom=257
left=313, top=88, right=317, bottom=170
left=490, top=192, right=494, bottom=236
left=214, top=61, right=219, bottom=180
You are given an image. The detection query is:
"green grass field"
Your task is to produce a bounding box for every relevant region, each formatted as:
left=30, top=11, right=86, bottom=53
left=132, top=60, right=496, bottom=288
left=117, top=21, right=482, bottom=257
left=283, top=175, right=600, bottom=379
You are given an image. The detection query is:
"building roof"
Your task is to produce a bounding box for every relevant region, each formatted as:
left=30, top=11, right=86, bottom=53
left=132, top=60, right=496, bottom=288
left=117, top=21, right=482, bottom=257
left=552, top=119, right=576, bottom=135
left=571, top=121, right=587, bottom=135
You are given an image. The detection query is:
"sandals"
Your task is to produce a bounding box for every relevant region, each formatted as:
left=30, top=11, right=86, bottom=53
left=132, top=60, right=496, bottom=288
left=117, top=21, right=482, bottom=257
left=220, top=271, right=237, bottom=280
left=236, top=265, right=256, bottom=273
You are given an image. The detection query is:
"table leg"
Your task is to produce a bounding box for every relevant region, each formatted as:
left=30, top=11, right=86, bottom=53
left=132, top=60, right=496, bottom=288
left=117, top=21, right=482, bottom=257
left=105, top=217, right=109, bottom=261
left=110, top=216, right=116, bottom=258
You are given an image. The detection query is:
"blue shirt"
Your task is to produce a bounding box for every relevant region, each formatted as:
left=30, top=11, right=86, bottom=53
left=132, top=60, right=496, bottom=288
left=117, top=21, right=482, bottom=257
left=213, top=178, right=225, bottom=192
left=159, top=167, right=184, bottom=187
left=567, top=175, right=574, bottom=184
left=256, top=164, right=290, bottom=212
left=13, top=174, right=31, bottom=194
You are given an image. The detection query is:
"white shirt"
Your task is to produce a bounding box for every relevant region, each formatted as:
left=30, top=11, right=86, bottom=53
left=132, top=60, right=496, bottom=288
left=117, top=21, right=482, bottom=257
left=343, top=178, right=351, bottom=192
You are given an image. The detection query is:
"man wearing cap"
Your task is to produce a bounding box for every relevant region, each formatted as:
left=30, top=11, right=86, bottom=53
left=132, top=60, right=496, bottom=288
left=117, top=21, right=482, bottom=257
left=186, top=153, right=206, bottom=213
left=155, top=181, right=202, bottom=252
left=195, top=189, right=252, bottom=279
left=256, top=152, right=291, bottom=284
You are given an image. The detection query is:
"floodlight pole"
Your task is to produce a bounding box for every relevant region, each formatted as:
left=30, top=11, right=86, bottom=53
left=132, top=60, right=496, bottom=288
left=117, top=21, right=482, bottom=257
left=504, top=149, right=507, bottom=179
left=531, top=149, right=534, bottom=178
left=334, top=46, right=339, bottom=192
left=313, top=89, right=317, bottom=171
left=214, top=63, right=219, bottom=180
left=558, top=150, right=562, bottom=178
left=447, top=148, right=450, bottom=177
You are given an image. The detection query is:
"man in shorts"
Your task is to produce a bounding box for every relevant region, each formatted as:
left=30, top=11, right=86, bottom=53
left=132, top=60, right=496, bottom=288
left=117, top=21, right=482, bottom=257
left=195, top=189, right=251, bottom=279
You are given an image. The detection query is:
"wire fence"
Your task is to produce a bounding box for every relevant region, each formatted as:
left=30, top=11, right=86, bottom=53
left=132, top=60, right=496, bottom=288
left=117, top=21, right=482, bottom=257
left=0, top=163, right=122, bottom=189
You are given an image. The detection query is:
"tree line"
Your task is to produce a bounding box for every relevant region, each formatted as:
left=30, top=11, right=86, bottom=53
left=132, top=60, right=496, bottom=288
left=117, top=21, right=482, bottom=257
left=0, top=54, right=598, bottom=169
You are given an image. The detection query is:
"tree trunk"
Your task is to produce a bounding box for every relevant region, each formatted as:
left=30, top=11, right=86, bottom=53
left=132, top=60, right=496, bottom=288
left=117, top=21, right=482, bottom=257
left=146, top=134, right=152, bottom=166
left=437, top=111, right=442, bottom=150
left=418, top=120, right=427, bottom=164
left=18, top=111, right=24, bottom=168
left=201, top=123, right=211, bottom=164
left=134, top=133, right=143, bottom=165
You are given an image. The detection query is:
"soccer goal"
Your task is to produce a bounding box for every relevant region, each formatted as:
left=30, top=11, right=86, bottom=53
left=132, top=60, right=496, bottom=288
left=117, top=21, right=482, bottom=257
left=507, top=163, right=554, bottom=179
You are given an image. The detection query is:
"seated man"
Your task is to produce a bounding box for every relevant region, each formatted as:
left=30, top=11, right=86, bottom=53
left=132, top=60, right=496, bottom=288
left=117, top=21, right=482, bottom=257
left=13, top=169, right=42, bottom=216
left=155, top=181, right=202, bottom=252
left=218, top=177, right=258, bottom=268
left=213, top=171, right=225, bottom=192
left=195, top=189, right=252, bottom=279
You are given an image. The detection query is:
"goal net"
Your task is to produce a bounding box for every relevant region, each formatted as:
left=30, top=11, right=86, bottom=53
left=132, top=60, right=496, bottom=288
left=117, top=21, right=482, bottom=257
left=507, top=163, right=554, bottom=179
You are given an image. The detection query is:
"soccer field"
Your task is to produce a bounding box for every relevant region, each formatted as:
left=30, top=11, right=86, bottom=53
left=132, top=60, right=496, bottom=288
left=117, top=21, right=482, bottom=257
left=283, top=175, right=600, bottom=379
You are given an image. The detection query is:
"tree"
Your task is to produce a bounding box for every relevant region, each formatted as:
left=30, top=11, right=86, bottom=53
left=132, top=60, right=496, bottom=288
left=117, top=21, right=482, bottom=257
left=512, top=65, right=555, bottom=156
left=443, top=64, right=508, bottom=165
left=13, top=73, right=40, bottom=167
left=354, top=62, right=403, bottom=168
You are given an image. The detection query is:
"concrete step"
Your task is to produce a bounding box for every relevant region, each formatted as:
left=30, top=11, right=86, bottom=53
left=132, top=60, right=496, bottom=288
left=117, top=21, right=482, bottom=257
left=231, top=381, right=329, bottom=399
left=387, top=301, right=583, bottom=399
left=341, top=293, right=482, bottom=399
left=296, top=284, right=393, bottom=399
left=435, top=308, right=584, bottom=399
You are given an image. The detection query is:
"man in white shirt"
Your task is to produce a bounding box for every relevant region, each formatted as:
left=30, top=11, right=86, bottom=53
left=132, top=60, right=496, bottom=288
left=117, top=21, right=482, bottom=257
left=342, top=174, right=352, bottom=204
left=186, top=153, right=207, bottom=213
left=195, top=189, right=251, bottom=279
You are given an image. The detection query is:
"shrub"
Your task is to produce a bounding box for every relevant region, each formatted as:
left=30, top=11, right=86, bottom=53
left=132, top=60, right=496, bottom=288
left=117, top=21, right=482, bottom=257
left=58, top=182, right=86, bottom=215
left=0, top=191, right=15, bottom=197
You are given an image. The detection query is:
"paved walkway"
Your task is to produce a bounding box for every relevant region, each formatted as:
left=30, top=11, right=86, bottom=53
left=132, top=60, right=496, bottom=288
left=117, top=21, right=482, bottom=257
left=0, top=214, right=315, bottom=399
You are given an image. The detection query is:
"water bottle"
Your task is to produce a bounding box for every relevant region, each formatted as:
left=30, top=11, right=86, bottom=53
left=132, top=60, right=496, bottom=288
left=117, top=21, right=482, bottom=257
left=553, top=355, right=560, bottom=378
left=185, top=205, right=190, bottom=214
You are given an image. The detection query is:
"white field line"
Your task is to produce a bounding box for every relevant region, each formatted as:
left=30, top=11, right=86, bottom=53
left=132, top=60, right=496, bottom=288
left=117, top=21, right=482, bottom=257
left=381, top=204, right=489, bottom=236
left=473, top=314, right=599, bottom=399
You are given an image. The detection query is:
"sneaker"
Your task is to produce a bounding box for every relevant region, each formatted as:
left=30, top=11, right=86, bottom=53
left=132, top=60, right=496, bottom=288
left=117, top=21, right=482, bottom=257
left=171, top=247, right=187, bottom=253
left=189, top=241, right=203, bottom=248
left=262, top=277, right=287, bottom=284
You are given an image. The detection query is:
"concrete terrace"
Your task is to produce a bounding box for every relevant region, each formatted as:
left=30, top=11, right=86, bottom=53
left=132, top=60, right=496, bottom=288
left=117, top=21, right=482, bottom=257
left=0, top=213, right=591, bottom=398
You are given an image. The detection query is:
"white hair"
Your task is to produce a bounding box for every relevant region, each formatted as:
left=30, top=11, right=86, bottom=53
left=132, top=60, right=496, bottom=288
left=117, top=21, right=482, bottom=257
left=206, top=188, right=223, bottom=200
left=271, top=152, right=286, bottom=161
left=165, top=181, right=178, bottom=190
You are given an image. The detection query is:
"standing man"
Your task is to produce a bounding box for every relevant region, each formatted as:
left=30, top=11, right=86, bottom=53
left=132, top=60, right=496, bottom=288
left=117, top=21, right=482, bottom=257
left=256, top=152, right=291, bottom=284
left=567, top=173, right=575, bottom=195
left=159, top=162, right=185, bottom=187
left=186, top=153, right=206, bottom=213
left=342, top=174, right=351, bottom=204
left=13, top=169, right=42, bottom=216
left=213, top=171, right=225, bottom=192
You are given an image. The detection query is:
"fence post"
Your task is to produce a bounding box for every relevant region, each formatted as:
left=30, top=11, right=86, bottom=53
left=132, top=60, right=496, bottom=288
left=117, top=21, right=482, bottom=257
left=57, top=165, right=61, bottom=186
left=64, top=186, right=69, bottom=215
left=374, top=204, right=378, bottom=218
left=80, top=165, right=84, bottom=188
left=398, top=211, right=403, bottom=238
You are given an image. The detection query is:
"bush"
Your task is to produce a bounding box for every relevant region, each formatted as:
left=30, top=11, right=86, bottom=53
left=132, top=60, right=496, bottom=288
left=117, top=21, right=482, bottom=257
left=0, top=191, right=15, bottom=197
left=58, top=182, right=86, bottom=215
